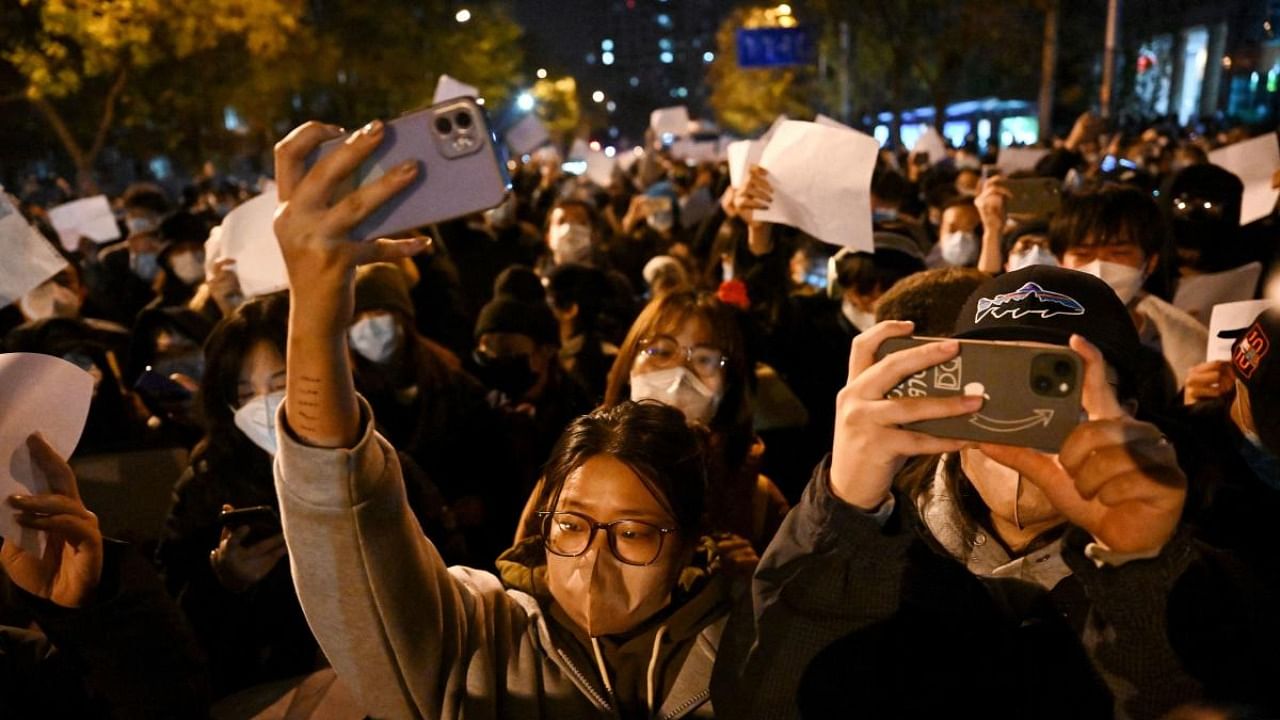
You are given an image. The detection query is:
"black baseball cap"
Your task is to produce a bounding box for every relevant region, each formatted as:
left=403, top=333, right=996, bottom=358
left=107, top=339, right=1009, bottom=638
left=952, top=266, right=1143, bottom=383
left=1227, top=307, right=1280, bottom=454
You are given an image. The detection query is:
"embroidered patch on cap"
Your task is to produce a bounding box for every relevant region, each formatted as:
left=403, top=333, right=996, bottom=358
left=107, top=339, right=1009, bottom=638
left=974, top=282, right=1086, bottom=324
left=1233, top=322, right=1270, bottom=380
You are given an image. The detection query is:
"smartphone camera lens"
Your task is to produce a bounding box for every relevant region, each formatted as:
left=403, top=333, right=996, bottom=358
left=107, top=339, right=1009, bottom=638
left=434, top=116, right=453, bottom=134
left=454, top=112, right=473, bottom=130
left=1053, top=360, right=1073, bottom=377
left=1033, top=375, right=1053, bottom=394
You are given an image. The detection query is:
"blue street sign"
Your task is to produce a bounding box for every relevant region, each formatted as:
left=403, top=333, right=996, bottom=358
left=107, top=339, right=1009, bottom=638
left=736, top=27, right=814, bottom=68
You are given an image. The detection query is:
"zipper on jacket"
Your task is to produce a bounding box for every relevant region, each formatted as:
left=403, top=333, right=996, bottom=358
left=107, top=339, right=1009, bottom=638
left=661, top=688, right=710, bottom=720
left=557, top=647, right=614, bottom=711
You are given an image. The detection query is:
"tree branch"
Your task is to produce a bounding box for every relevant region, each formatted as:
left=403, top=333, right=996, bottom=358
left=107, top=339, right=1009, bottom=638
left=88, top=67, right=128, bottom=164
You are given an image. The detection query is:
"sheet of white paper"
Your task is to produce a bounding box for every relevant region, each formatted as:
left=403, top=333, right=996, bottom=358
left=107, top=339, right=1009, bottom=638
left=1173, top=261, right=1263, bottom=325
left=47, top=195, right=121, bottom=251
left=913, top=128, right=949, bottom=162
left=728, top=140, right=766, bottom=188
left=1209, top=134, right=1280, bottom=225
left=1207, top=299, right=1276, bottom=362
left=0, top=353, right=94, bottom=556
left=814, top=114, right=851, bottom=131
left=433, top=74, right=479, bottom=104
left=997, top=147, right=1050, bottom=175
left=584, top=150, right=616, bottom=187
left=0, top=192, right=68, bottom=309
left=505, top=114, right=551, bottom=156
left=757, top=120, right=879, bottom=251
left=203, top=225, right=225, bottom=278
left=218, top=193, right=288, bottom=298
left=650, top=106, right=690, bottom=138
left=670, top=138, right=719, bottom=163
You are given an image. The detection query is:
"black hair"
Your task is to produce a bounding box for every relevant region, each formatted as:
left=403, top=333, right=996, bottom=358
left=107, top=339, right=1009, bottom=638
left=871, top=167, right=912, bottom=208
left=121, top=182, right=172, bottom=216
left=197, top=293, right=289, bottom=474
left=539, top=400, right=707, bottom=534
left=1049, top=184, right=1166, bottom=259
left=836, top=249, right=926, bottom=297
left=547, top=263, right=607, bottom=335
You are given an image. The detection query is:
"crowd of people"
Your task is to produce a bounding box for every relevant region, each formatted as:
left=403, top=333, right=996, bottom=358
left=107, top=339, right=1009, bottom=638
left=2, top=107, right=1279, bottom=719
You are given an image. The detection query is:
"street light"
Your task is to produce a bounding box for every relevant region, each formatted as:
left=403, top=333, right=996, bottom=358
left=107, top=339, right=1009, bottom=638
left=776, top=3, right=791, bottom=15
left=592, top=90, right=605, bottom=103
left=536, top=68, right=548, bottom=79
left=455, top=8, right=471, bottom=23
left=516, top=92, right=535, bottom=111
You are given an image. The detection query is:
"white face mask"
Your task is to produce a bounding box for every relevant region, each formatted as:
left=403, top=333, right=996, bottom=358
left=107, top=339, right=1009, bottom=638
left=1007, top=246, right=1060, bottom=272
left=940, top=231, right=979, bottom=267
left=721, top=259, right=735, bottom=282
left=629, top=366, right=721, bottom=425
left=841, top=297, right=876, bottom=332
left=233, top=390, right=285, bottom=456
left=646, top=209, right=675, bottom=233
left=19, top=282, right=82, bottom=321
left=348, top=314, right=401, bottom=364
left=169, top=251, right=206, bottom=285
left=1078, top=259, right=1145, bottom=305
left=549, top=222, right=593, bottom=266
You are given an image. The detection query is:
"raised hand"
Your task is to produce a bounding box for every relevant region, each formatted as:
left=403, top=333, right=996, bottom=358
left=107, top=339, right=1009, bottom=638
left=830, top=321, right=982, bottom=511
left=731, top=165, right=773, bottom=228
left=1182, top=360, right=1233, bottom=406
left=2, top=433, right=104, bottom=608
left=980, top=335, right=1186, bottom=554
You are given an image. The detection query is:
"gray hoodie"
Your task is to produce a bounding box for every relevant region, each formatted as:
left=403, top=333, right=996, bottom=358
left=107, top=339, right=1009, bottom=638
left=274, top=399, right=728, bottom=719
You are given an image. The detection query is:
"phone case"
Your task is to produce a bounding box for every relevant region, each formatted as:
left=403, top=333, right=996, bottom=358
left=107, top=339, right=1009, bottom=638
left=874, top=337, right=1084, bottom=452
left=133, top=370, right=193, bottom=403
left=1004, top=177, right=1061, bottom=217
left=219, top=506, right=281, bottom=546
left=309, top=98, right=511, bottom=241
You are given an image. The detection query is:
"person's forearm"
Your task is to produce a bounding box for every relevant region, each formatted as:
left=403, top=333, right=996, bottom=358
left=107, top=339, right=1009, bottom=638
left=977, top=230, right=1004, bottom=274
left=286, top=268, right=361, bottom=449
left=747, top=222, right=773, bottom=256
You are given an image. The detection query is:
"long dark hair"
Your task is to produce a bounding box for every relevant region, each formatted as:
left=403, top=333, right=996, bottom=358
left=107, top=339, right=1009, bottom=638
left=537, top=400, right=708, bottom=536
left=194, top=292, right=289, bottom=477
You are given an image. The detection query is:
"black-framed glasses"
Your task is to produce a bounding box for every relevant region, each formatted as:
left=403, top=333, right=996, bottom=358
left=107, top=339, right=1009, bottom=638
left=537, top=510, right=677, bottom=566
left=637, top=335, right=727, bottom=380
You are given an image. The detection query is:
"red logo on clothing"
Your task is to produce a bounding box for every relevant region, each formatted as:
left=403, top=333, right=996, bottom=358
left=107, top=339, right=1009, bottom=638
left=1233, top=323, right=1270, bottom=380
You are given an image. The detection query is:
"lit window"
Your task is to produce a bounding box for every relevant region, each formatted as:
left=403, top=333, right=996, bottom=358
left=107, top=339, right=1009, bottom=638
left=602, top=52, right=615, bottom=65
left=660, top=51, right=674, bottom=63
left=602, top=38, right=615, bottom=51
left=659, top=37, right=674, bottom=51
left=657, top=13, right=672, bottom=28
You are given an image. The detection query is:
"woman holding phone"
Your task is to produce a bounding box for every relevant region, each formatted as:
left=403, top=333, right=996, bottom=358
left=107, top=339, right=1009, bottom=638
left=269, top=121, right=732, bottom=719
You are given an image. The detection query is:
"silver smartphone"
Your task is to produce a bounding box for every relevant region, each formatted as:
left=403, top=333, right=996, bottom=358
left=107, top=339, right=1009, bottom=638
left=308, top=98, right=511, bottom=241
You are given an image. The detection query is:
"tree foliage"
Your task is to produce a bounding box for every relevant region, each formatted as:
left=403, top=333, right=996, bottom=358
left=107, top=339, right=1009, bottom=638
left=707, top=7, right=818, bottom=135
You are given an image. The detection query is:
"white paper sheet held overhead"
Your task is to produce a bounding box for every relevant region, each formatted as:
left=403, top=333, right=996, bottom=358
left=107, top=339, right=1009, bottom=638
left=433, top=74, right=479, bottom=104
left=650, top=106, right=690, bottom=138
left=997, top=147, right=1050, bottom=175
left=505, top=114, right=551, bottom=156
left=584, top=150, right=616, bottom=187
left=1207, top=299, right=1276, bottom=362
left=913, top=128, right=949, bottom=162
left=814, top=114, right=852, bottom=131
left=218, top=193, right=288, bottom=298
left=757, top=120, right=880, bottom=251
left=0, top=192, right=68, bottom=309
left=727, top=140, right=764, bottom=188
left=671, top=138, right=720, bottom=164
left=46, top=195, right=121, bottom=251
left=1173, top=261, right=1263, bottom=324
left=0, top=353, right=94, bottom=556
left=1209, top=133, right=1280, bottom=225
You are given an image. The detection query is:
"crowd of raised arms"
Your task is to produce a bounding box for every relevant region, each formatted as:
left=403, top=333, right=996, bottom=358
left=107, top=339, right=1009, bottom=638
left=2, top=107, right=1280, bottom=720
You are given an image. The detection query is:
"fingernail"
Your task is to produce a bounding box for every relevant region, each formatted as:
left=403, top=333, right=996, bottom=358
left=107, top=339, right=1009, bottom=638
left=939, top=340, right=960, bottom=353
left=361, top=120, right=383, bottom=136
left=398, top=159, right=418, bottom=176
left=7, top=495, right=28, bottom=506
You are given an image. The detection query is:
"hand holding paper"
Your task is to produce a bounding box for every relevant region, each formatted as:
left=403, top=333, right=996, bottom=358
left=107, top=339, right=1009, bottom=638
left=218, top=193, right=289, bottom=298
left=0, top=192, right=68, bottom=310
left=1, top=433, right=104, bottom=608
left=46, top=195, right=121, bottom=252
left=756, top=120, right=879, bottom=251
left=1209, top=134, right=1280, bottom=225
left=0, top=353, right=95, bottom=559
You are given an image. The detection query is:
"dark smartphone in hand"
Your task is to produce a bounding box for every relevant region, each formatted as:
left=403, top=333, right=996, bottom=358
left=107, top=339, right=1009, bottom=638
left=874, top=337, right=1084, bottom=452
left=219, top=506, right=282, bottom=547
left=133, top=369, right=193, bottom=404
left=1004, top=177, right=1062, bottom=217
left=308, top=97, right=511, bottom=241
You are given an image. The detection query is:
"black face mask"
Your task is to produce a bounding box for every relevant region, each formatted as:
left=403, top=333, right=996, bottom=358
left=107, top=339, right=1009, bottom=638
left=471, top=351, right=537, bottom=400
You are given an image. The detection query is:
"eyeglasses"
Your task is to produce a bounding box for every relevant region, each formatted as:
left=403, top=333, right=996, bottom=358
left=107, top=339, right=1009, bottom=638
left=538, top=510, right=677, bottom=566
left=637, top=335, right=727, bottom=380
